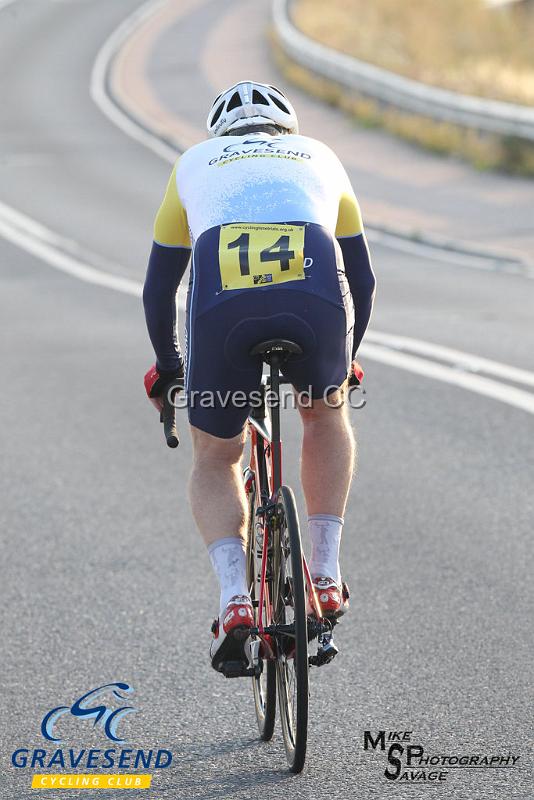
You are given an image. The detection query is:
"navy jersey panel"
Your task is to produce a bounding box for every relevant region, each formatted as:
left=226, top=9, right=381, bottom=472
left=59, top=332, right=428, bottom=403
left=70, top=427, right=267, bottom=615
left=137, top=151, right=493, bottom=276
left=191, top=222, right=349, bottom=316
left=184, top=223, right=353, bottom=439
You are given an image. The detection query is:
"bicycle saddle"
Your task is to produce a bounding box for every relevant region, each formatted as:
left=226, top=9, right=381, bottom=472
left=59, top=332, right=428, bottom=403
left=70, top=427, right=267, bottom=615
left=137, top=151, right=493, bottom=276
left=249, top=338, right=303, bottom=361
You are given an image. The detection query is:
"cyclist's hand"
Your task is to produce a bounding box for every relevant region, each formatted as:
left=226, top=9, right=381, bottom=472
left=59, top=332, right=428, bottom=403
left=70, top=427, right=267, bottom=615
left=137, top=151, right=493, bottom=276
left=348, top=360, right=364, bottom=387
left=144, top=363, right=184, bottom=412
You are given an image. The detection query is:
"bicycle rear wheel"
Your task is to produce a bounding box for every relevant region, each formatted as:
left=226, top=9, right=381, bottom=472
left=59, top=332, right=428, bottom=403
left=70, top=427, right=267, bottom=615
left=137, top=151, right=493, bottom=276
left=273, top=485, right=309, bottom=773
left=245, top=470, right=276, bottom=741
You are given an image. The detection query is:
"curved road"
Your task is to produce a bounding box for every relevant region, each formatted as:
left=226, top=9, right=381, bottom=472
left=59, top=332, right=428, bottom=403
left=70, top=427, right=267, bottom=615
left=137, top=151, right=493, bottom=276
left=0, top=2, right=532, bottom=798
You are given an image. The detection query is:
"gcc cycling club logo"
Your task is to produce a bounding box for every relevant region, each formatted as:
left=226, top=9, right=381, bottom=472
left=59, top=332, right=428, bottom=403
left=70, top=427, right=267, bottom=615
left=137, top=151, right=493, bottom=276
left=208, top=138, right=312, bottom=166
left=41, top=682, right=136, bottom=743
left=11, top=682, right=173, bottom=790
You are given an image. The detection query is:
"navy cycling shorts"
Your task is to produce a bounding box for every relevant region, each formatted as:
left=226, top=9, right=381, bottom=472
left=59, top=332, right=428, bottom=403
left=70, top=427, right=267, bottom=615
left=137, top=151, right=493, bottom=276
left=184, top=222, right=354, bottom=438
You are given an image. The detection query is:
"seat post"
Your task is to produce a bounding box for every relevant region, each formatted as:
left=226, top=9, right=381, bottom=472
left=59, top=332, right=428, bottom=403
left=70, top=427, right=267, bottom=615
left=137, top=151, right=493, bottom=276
left=269, top=354, right=282, bottom=493
left=249, top=338, right=303, bottom=495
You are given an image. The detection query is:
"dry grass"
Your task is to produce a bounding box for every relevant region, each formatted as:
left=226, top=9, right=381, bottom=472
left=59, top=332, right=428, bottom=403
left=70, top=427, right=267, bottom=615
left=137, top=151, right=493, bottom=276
left=293, top=0, right=534, bottom=105
left=273, top=40, right=534, bottom=175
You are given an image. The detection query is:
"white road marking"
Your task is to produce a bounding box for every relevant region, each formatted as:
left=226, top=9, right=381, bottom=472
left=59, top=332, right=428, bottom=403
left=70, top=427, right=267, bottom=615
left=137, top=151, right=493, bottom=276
left=1, top=199, right=533, bottom=415
left=365, top=330, right=534, bottom=388
left=0, top=201, right=141, bottom=298
left=90, top=0, right=178, bottom=164
left=365, top=228, right=531, bottom=277
left=360, top=343, right=534, bottom=415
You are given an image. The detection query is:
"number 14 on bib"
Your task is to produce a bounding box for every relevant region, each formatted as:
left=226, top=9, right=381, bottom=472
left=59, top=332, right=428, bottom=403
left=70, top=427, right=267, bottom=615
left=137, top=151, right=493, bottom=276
left=218, top=223, right=306, bottom=291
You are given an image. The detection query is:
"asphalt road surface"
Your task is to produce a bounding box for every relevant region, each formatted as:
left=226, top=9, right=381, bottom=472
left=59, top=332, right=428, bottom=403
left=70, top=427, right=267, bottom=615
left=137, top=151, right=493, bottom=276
left=0, top=2, right=532, bottom=799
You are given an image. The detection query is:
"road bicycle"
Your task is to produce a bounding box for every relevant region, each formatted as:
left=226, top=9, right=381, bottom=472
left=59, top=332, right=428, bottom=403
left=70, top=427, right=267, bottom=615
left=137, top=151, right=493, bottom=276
left=161, top=338, right=362, bottom=773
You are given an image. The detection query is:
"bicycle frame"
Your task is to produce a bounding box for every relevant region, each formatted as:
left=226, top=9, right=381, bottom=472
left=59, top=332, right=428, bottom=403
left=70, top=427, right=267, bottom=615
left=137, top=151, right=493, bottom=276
left=245, top=355, right=322, bottom=646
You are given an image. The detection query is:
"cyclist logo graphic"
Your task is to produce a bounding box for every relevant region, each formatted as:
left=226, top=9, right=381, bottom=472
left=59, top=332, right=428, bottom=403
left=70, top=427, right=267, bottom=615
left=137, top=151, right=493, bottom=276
left=41, top=683, right=137, bottom=744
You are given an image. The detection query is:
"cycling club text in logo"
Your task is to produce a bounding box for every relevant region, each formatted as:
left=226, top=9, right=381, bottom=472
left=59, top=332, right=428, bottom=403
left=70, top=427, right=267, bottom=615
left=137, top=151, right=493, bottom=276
left=208, top=138, right=311, bottom=165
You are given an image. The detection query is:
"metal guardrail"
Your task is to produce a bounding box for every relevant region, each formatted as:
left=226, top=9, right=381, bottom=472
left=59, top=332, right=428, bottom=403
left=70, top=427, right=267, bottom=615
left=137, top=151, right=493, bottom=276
left=273, top=0, right=534, bottom=141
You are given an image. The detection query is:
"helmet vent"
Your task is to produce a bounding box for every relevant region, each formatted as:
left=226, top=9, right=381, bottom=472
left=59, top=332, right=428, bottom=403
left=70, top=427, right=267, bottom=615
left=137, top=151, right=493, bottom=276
left=207, top=81, right=298, bottom=136
left=269, top=94, right=290, bottom=113
left=226, top=92, right=243, bottom=112
left=210, top=101, right=225, bottom=126
left=252, top=89, right=269, bottom=105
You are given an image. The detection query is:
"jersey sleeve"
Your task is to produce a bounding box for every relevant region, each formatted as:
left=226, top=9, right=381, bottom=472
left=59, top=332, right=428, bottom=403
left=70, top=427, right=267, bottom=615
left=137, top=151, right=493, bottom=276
left=153, top=161, right=191, bottom=248
left=334, top=162, right=375, bottom=357
left=335, top=166, right=364, bottom=239
left=143, top=242, right=190, bottom=373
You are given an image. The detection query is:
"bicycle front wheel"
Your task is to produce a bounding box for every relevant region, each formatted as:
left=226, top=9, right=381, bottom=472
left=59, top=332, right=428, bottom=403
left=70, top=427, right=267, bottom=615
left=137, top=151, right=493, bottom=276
left=273, top=485, right=309, bottom=773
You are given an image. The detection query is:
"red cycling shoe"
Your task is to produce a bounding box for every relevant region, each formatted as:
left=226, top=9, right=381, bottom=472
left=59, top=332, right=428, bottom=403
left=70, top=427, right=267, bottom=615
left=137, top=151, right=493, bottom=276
left=210, top=595, right=254, bottom=672
left=312, top=577, right=350, bottom=619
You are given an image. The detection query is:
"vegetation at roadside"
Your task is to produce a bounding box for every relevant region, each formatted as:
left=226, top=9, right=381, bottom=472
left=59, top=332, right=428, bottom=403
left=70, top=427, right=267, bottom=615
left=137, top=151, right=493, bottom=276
left=274, top=1, right=534, bottom=175
left=293, top=0, right=534, bottom=105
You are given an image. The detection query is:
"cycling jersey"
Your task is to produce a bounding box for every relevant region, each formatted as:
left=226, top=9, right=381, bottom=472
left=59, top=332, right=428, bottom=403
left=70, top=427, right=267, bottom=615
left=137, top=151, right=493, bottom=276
left=153, top=134, right=363, bottom=247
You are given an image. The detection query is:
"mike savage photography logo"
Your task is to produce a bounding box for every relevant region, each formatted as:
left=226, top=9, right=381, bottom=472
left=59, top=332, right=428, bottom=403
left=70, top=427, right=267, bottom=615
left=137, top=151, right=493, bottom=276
left=363, top=729, right=520, bottom=785
left=11, top=682, right=172, bottom=790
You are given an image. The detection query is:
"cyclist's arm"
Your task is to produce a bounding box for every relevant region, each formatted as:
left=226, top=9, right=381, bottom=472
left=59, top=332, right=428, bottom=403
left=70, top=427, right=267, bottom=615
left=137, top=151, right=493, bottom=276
left=143, top=162, right=191, bottom=373
left=335, top=183, right=376, bottom=358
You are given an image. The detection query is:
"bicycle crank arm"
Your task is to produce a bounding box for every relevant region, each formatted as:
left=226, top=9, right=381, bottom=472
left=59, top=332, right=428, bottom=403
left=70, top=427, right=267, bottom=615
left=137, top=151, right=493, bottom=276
left=250, top=619, right=334, bottom=639
left=250, top=623, right=296, bottom=637
left=217, top=660, right=262, bottom=679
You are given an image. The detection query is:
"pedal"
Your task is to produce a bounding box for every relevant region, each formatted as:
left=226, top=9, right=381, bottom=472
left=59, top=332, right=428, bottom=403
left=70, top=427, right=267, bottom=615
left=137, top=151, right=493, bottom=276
left=309, top=640, right=339, bottom=667
left=218, top=660, right=260, bottom=678
left=309, top=622, right=339, bottom=667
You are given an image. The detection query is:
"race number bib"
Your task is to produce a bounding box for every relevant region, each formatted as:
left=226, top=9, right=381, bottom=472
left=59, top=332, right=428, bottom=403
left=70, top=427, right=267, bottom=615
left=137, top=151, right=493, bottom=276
left=218, top=223, right=306, bottom=291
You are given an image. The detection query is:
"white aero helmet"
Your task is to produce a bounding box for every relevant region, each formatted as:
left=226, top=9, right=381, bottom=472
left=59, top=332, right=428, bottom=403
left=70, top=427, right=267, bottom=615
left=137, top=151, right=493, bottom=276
left=207, top=80, right=299, bottom=137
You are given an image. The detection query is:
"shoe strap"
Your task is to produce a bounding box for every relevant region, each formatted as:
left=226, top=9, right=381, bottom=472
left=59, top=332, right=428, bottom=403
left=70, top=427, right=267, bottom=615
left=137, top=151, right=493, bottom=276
left=228, top=594, right=252, bottom=606
left=312, top=577, right=339, bottom=589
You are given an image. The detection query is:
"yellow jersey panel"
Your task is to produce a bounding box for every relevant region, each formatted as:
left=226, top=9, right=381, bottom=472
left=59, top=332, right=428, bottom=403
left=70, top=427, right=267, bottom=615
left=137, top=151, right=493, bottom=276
left=335, top=190, right=364, bottom=238
left=153, top=161, right=191, bottom=248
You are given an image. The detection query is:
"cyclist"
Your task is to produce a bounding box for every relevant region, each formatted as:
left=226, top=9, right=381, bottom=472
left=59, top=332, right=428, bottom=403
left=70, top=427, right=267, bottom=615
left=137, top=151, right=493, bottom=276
left=143, top=81, right=376, bottom=671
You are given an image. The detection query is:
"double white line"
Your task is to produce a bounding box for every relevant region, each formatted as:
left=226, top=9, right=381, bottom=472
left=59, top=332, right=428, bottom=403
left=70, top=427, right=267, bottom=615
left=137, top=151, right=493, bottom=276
left=1, top=199, right=533, bottom=415
left=361, top=335, right=534, bottom=415
left=0, top=201, right=142, bottom=297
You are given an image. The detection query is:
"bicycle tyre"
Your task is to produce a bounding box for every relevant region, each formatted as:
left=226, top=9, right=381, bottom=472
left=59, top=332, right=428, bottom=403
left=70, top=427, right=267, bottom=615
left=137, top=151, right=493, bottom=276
left=245, top=472, right=276, bottom=741
left=273, top=485, right=309, bottom=773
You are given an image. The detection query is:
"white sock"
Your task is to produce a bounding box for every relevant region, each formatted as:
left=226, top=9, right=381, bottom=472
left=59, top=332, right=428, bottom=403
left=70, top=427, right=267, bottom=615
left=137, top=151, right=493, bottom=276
left=308, top=514, right=343, bottom=584
left=207, top=537, right=249, bottom=615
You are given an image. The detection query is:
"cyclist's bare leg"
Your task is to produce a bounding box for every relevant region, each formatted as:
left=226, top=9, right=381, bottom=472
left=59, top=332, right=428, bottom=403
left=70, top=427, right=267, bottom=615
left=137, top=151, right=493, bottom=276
left=189, top=426, right=251, bottom=614
left=298, top=390, right=355, bottom=583
left=189, top=426, right=247, bottom=547
left=298, top=390, right=355, bottom=518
